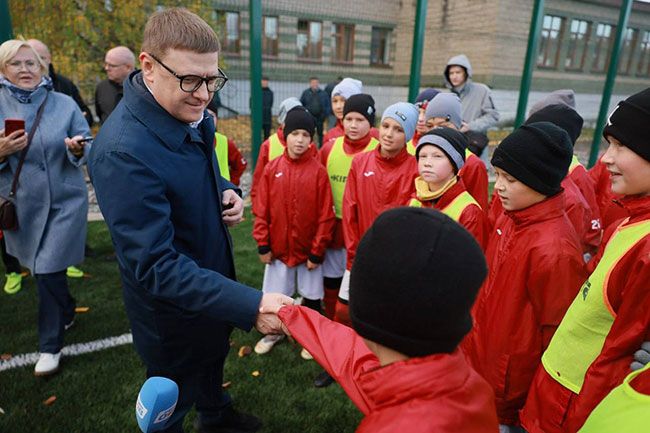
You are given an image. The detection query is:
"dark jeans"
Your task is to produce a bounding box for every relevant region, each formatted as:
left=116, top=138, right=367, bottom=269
left=148, top=355, right=232, bottom=433
left=1, top=237, right=21, bottom=274
left=314, top=117, right=324, bottom=148
left=36, top=270, right=76, bottom=353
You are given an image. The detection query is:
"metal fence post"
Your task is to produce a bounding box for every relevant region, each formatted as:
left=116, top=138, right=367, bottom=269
left=249, top=0, right=263, bottom=169
left=407, top=0, right=428, bottom=103
left=514, top=0, right=545, bottom=128
left=0, top=0, right=14, bottom=43
left=588, top=0, right=633, bottom=168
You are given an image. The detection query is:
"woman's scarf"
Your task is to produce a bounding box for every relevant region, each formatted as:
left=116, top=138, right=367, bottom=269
left=0, top=74, right=52, bottom=103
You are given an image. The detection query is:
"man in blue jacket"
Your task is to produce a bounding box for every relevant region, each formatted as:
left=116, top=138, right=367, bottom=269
left=88, top=8, right=291, bottom=433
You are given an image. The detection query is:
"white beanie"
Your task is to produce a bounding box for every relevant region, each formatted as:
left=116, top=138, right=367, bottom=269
left=278, top=97, right=302, bottom=124
left=331, top=78, right=363, bottom=101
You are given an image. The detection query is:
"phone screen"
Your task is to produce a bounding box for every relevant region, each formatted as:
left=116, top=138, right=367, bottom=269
left=4, top=119, right=25, bottom=137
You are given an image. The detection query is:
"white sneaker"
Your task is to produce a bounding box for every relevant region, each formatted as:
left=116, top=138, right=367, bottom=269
left=300, top=348, right=313, bottom=360
left=34, top=352, right=61, bottom=376
left=254, top=334, right=284, bottom=354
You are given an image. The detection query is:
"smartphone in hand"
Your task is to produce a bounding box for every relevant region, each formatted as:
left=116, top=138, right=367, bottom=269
left=4, top=119, right=25, bottom=137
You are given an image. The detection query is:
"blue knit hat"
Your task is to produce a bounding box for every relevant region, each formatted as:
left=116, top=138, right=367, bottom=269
left=381, top=102, right=419, bottom=142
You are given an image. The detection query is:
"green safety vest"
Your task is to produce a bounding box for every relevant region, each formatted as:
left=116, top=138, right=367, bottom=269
left=569, top=154, right=583, bottom=175
left=542, top=218, right=650, bottom=393
left=326, top=136, right=379, bottom=218
left=409, top=190, right=480, bottom=222
left=406, top=139, right=416, bottom=156
left=214, top=132, right=230, bottom=181
left=578, top=363, right=650, bottom=432
left=268, top=133, right=285, bottom=162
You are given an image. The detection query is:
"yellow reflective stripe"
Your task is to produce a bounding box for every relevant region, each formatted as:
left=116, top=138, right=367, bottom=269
left=326, top=137, right=379, bottom=218
left=465, top=148, right=473, bottom=158
left=543, top=219, right=650, bottom=393
left=269, top=133, right=284, bottom=161
left=441, top=191, right=480, bottom=222
left=578, top=363, right=650, bottom=432
left=215, top=132, right=230, bottom=181
left=407, top=139, right=416, bottom=156
left=569, top=154, right=583, bottom=175
left=408, top=198, right=423, bottom=207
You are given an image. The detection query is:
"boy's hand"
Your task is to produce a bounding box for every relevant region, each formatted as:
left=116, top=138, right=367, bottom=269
left=259, top=252, right=273, bottom=264
left=307, top=260, right=319, bottom=271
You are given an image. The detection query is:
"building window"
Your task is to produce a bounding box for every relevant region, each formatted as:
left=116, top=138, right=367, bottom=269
left=537, top=15, right=565, bottom=69
left=215, top=11, right=240, bottom=55
left=332, top=23, right=355, bottom=64
left=263, top=16, right=279, bottom=57
left=565, top=19, right=591, bottom=70
left=370, top=27, right=392, bottom=66
left=297, top=20, right=323, bottom=60
left=592, top=23, right=615, bottom=73
left=618, top=28, right=638, bottom=75
left=638, top=30, right=650, bottom=77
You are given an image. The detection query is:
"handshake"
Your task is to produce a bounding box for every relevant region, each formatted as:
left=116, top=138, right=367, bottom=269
left=254, top=293, right=294, bottom=335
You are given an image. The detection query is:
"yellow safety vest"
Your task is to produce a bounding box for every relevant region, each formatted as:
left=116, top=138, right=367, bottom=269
left=409, top=191, right=480, bottom=222
left=542, top=218, right=650, bottom=393
left=268, top=133, right=285, bottom=162
left=407, top=139, right=416, bottom=156
left=578, top=363, right=650, bottom=433
left=326, top=136, right=379, bottom=218
left=465, top=148, right=473, bottom=159
left=569, top=154, right=583, bottom=175
left=214, top=132, right=230, bottom=181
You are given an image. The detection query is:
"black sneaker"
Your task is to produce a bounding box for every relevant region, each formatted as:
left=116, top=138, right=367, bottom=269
left=195, top=408, right=262, bottom=433
left=313, top=370, right=335, bottom=388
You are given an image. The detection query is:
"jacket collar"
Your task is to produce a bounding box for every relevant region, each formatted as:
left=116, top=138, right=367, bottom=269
left=432, top=178, right=466, bottom=207
left=343, top=133, right=373, bottom=154
left=277, top=126, right=286, bottom=144
left=358, top=350, right=472, bottom=410
left=123, top=71, right=215, bottom=152
left=618, top=195, right=650, bottom=223
left=505, top=191, right=567, bottom=227
left=373, top=145, right=410, bottom=167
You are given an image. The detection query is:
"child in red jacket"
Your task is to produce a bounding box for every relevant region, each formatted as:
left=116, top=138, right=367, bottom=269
left=323, top=78, right=380, bottom=143
left=252, top=108, right=335, bottom=357
left=464, top=122, right=588, bottom=431
left=265, top=207, right=499, bottom=433
left=409, top=127, right=487, bottom=249
left=520, top=88, right=650, bottom=433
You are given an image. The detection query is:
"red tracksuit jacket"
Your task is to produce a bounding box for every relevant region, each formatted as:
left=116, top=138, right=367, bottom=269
left=409, top=178, right=487, bottom=250
left=224, top=137, right=247, bottom=186
left=323, top=120, right=379, bottom=144
left=568, top=163, right=602, bottom=250
left=464, top=192, right=588, bottom=425
left=278, top=306, right=499, bottom=433
left=252, top=150, right=335, bottom=267
left=343, top=147, right=418, bottom=269
left=520, top=195, right=650, bottom=433
left=460, top=152, right=489, bottom=212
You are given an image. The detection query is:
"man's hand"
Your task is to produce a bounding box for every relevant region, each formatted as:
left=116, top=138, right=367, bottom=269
left=255, top=293, right=293, bottom=335
left=222, top=189, right=244, bottom=227
left=306, top=260, right=319, bottom=271
left=259, top=251, right=273, bottom=264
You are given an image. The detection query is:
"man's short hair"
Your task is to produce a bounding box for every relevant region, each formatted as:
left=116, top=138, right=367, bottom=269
left=309, top=76, right=318, bottom=81
left=142, top=7, right=220, bottom=58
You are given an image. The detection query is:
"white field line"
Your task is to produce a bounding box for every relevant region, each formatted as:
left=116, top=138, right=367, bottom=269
left=0, top=333, right=133, bottom=372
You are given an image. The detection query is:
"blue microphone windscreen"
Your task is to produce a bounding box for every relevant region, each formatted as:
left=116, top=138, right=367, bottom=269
left=136, top=376, right=179, bottom=433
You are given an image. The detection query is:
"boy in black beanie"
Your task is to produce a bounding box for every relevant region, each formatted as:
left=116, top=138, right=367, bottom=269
left=253, top=108, right=335, bottom=359
left=463, top=121, right=588, bottom=430
left=263, top=207, right=498, bottom=432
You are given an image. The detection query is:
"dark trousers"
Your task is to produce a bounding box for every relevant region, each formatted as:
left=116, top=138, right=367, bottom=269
left=1, top=237, right=21, bottom=274
left=149, top=353, right=232, bottom=433
left=262, top=124, right=271, bottom=140
left=36, top=270, right=75, bottom=353
left=314, top=117, right=324, bottom=148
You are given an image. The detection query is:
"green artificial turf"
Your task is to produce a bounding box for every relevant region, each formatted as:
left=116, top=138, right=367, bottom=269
left=0, top=212, right=360, bottom=432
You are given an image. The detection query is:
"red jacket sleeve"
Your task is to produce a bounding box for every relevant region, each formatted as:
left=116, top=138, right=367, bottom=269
left=310, top=167, right=336, bottom=261
left=319, top=139, right=334, bottom=167
left=251, top=140, right=270, bottom=216
left=342, top=161, right=360, bottom=271
left=278, top=305, right=377, bottom=414
left=567, top=248, right=650, bottom=431
left=227, top=138, right=247, bottom=187
left=252, top=164, right=271, bottom=249
left=461, top=157, right=489, bottom=212
left=459, top=204, right=488, bottom=251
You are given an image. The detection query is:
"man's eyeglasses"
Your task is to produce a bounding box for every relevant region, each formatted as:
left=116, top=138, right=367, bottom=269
left=148, top=53, right=228, bottom=93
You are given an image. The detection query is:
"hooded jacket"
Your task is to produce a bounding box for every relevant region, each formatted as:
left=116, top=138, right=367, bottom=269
left=279, top=306, right=499, bottom=433
left=343, top=147, right=418, bottom=269
left=520, top=195, right=650, bottom=433
left=253, top=149, right=335, bottom=266
left=464, top=192, right=588, bottom=425
left=444, top=55, right=499, bottom=133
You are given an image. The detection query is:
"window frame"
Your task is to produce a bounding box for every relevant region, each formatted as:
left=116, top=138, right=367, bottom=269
left=591, top=22, right=615, bottom=73
left=215, top=10, right=241, bottom=56
left=565, top=19, right=591, bottom=71
left=370, top=26, right=392, bottom=67
left=537, top=14, right=566, bottom=69
left=262, top=15, right=279, bottom=59
left=618, top=27, right=639, bottom=75
left=297, top=19, right=323, bottom=62
left=637, top=30, right=650, bottom=77
left=331, top=23, right=355, bottom=65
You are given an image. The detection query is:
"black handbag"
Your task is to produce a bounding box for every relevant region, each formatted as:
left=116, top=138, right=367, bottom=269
left=464, top=130, right=489, bottom=156
left=0, top=93, right=49, bottom=230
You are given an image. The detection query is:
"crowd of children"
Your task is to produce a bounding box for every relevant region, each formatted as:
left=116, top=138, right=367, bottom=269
left=243, top=77, right=650, bottom=432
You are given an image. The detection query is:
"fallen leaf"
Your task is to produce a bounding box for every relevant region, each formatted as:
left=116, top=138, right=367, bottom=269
left=251, top=370, right=260, bottom=377
left=221, top=381, right=232, bottom=389
left=43, top=396, right=56, bottom=406
left=75, top=307, right=90, bottom=313
left=0, top=406, right=5, bottom=414
left=238, top=346, right=252, bottom=357
left=0, top=354, right=12, bottom=361
left=82, top=273, right=93, bottom=279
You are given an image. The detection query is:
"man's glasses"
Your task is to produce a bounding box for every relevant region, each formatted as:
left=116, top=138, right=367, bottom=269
left=148, top=53, right=228, bottom=93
